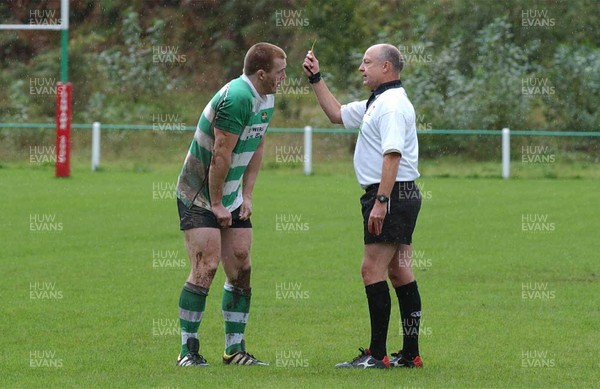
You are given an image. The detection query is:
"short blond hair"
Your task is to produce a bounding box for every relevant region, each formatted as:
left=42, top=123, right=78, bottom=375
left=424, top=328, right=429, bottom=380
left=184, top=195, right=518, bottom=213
left=243, top=42, right=286, bottom=75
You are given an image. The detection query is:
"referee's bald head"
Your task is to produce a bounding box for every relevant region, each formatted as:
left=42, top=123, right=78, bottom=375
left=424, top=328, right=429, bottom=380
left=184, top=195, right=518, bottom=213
left=371, top=44, right=404, bottom=74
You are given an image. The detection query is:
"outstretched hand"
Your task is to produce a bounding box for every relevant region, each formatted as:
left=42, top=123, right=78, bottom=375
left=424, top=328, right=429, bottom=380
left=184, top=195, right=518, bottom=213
left=303, top=50, right=320, bottom=76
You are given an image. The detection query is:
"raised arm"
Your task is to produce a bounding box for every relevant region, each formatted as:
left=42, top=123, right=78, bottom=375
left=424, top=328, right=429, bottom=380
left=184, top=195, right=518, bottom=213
left=303, top=51, right=343, bottom=124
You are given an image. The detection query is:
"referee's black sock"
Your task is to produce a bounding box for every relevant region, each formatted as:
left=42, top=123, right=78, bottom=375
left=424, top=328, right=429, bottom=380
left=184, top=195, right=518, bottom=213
left=365, top=281, right=391, bottom=360
left=395, top=281, right=421, bottom=359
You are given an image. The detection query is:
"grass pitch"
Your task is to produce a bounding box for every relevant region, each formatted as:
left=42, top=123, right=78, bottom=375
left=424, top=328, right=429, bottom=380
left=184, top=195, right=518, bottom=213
left=0, top=163, right=598, bottom=388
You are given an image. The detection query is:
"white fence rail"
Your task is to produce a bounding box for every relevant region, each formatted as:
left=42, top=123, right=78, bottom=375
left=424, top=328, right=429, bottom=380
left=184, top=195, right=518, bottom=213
left=3, top=122, right=599, bottom=178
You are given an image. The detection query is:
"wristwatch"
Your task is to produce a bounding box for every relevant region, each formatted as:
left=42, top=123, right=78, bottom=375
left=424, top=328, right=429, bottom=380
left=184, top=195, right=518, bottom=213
left=376, top=194, right=389, bottom=203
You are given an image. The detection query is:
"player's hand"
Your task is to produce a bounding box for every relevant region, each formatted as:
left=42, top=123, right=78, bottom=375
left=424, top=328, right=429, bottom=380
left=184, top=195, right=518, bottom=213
left=239, top=198, right=252, bottom=221
left=368, top=201, right=387, bottom=235
left=303, top=51, right=320, bottom=76
left=212, top=203, right=232, bottom=228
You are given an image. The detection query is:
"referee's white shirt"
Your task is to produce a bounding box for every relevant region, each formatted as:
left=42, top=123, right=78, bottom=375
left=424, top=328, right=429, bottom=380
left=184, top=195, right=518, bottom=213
left=340, top=86, right=419, bottom=187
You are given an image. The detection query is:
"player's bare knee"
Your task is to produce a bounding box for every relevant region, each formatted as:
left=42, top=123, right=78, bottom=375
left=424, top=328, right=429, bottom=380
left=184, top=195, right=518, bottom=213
left=230, top=265, right=252, bottom=289
left=190, top=249, right=218, bottom=271
left=361, top=261, right=373, bottom=280
left=389, top=266, right=415, bottom=287
left=189, top=251, right=218, bottom=286
left=388, top=269, right=401, bottom=284
left=233, top=247, right=250, bottom=263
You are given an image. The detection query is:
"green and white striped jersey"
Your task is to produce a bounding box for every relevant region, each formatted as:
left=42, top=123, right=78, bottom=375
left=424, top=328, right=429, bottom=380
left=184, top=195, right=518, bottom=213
left=177, top=74, right=274, bottom=211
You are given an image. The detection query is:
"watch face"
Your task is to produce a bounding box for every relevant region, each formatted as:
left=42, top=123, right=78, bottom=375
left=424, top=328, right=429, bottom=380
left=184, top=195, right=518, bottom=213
left=377, top=195, right=389, bottom=203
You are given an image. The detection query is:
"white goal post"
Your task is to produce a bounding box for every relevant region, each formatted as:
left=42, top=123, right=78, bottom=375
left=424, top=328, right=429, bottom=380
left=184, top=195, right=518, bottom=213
left=0, top=0, right=69, bottom=31
left=0, top=0, right=71, bottom=177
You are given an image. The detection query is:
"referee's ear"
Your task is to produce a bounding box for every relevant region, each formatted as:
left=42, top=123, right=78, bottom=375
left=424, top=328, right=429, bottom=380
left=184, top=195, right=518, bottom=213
left=382, top=60, right=392, bottom=73
left=382, top=60, right=398, bottom=76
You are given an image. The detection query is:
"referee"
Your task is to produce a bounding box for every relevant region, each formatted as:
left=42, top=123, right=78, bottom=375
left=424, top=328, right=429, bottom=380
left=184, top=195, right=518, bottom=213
left=303, top=44, right=423, bottom=369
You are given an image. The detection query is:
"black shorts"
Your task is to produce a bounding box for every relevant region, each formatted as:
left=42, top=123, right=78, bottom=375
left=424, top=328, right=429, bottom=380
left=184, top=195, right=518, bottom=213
left=361, top=181, right=421, bottom=245
left=177, top=198, right=252, bottom=230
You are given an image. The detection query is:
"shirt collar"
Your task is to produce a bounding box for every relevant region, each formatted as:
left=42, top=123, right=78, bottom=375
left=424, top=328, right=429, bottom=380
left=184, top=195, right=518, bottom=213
left=241, top=74, right=267, bottom=102
left=366, top=79, right=403, bottom=109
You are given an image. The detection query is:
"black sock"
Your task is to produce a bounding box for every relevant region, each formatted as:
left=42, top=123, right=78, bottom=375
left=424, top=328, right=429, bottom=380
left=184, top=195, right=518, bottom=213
left=395, top=281, right=421, bottom=359
left=365, top=281, right=391, bottom=360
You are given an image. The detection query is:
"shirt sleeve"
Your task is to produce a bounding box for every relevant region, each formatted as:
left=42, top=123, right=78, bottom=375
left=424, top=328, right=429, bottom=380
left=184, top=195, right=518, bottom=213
left=379, top=109, right=405, bottom=156
left=340, top=100, right=367, bottom=129
left=214, top=92, right=252, bottom=135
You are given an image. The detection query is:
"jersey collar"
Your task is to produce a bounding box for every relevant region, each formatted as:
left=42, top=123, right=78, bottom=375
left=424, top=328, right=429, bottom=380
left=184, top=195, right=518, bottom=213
left=366, top=79, right=403, bottom=109
left=241, top=74, right=267, bottom=103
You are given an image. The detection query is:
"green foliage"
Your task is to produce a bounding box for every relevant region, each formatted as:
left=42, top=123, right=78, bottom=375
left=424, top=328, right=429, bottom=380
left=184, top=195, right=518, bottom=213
left=449, top=16, right=534, bottom=130
left=306, top=0, right=368, bottom=87
left=403, top=17, right=537, bottom=157
left=544, top=45, right=600, bottom=132
left=0, top=80, right=47, bottom=158
left=0, top=1, right=598, bottom=161
left=88, top=9, right=175, bottom=122
left=97, top=10, right=169, bottom=99
left=6, top=79, right=29, bottom=122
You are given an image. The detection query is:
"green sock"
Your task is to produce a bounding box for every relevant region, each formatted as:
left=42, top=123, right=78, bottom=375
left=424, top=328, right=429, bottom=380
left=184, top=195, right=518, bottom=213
left=222, top=283, right=251, bottom=355
left=179, top=282, right=207, bottom=356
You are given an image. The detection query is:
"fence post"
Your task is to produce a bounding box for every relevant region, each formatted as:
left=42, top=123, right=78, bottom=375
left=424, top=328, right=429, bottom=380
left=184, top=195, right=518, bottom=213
left=304, top=125, right=312, bottom=176
left=502, top=127, right=510, bottom=179
left=92, top=121, right=100, bottom=171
